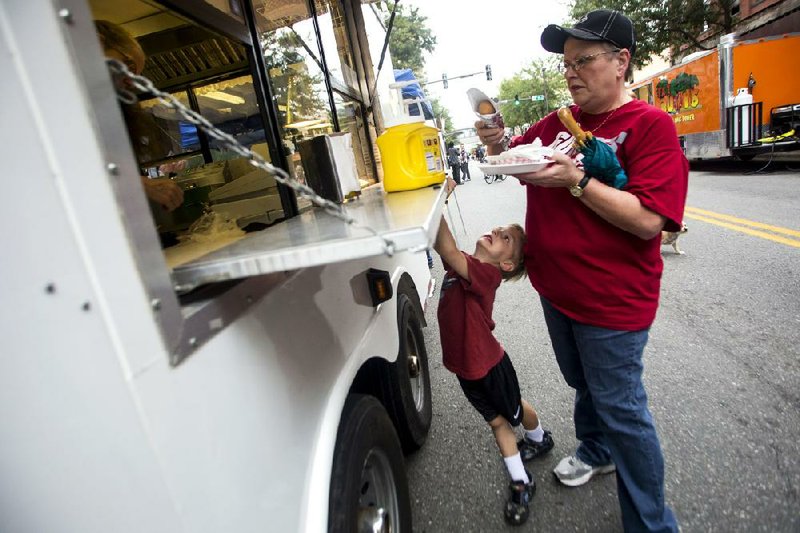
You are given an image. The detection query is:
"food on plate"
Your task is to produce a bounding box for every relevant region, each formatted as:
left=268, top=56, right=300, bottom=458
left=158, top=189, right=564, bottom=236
left=477, top=100, right=495, bottom=114
left=484, top=138, right=553, bottom=165
left=557, top=106, right=592, bottom=149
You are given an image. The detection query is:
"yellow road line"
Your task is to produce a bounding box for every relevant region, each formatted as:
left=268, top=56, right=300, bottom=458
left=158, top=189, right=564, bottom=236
left=684, top=206, right=800, bottom=238
left=683, top=212, right=800, bottom=248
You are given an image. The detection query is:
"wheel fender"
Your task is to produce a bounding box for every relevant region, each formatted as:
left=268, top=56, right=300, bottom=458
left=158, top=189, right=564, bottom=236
left=298, top=267, right=414, bottom=531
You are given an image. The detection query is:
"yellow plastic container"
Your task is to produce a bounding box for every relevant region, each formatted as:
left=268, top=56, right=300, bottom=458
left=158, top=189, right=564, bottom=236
left=377, top=122, right=446, bottom=192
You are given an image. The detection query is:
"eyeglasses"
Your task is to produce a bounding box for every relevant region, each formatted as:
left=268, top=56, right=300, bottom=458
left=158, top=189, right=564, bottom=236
left=559, top=49, right=621, bottom=74
left=106, top=46, right=142, bottom=75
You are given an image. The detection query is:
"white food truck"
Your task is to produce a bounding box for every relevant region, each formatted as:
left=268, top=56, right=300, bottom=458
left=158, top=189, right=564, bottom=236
left=0, top=1, right=445, bottom=532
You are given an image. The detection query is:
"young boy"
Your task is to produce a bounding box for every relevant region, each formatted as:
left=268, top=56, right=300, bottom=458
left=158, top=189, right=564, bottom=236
left=434, top=214, right=554, bottom=526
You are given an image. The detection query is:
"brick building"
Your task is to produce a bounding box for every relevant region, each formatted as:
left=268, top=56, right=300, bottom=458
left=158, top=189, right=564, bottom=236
left=735, top=0, right=800, bottom=38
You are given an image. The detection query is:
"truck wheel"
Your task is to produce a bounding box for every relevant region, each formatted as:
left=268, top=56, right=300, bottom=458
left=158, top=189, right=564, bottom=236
left=328, top=394, right=411, bottom=533
left=377, top=292, right=433, bottom=452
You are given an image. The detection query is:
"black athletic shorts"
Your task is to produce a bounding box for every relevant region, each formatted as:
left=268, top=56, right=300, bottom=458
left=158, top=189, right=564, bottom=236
left=457, top=352, right=523, bottom=426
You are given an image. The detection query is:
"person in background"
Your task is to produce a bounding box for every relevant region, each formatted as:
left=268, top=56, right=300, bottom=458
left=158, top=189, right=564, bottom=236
left=446, top=141, right=462, bottom=184
left=95, top=20, right=183, bottom=212
left=476, top=144, right=486, bottom=163
left=434, top=208, right=554, bottom=526
left=476, top=9, right=686, bottom=533
left=459, top=143, right=471, bottom=181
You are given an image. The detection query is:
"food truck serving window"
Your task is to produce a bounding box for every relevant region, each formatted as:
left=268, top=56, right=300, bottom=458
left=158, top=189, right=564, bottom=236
left=89, top=0, right=291, bottom=255
left=82, top=0, right=444, bottom=362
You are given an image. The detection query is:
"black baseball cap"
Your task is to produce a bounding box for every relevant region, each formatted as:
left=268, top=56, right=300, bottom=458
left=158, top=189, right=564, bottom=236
left=541, top=9, right=636, bottom=57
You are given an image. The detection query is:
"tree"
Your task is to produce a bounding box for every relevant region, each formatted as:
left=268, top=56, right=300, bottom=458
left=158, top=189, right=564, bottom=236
left=497, top=58, right=570, bottom=129
left=261, top=31, right=327, bottom=127
left=377, top=1, right=437, bottom=78
left=569, top=0, right=738, bottom=67
left=430, top=97, right=454, bottom=135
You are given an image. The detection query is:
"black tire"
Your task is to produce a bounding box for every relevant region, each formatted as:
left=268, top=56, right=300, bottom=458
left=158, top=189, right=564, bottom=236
left=328, top=395, right=411, bottom=533
left=376, top=292, right=433, bottom=453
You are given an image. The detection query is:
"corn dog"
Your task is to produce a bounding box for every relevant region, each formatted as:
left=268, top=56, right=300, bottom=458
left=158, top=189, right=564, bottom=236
left=557, top=107, right=592, bottom=149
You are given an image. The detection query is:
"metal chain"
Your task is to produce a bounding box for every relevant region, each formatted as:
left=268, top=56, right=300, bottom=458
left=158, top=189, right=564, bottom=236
left=107, top=59, right=396, bottom=256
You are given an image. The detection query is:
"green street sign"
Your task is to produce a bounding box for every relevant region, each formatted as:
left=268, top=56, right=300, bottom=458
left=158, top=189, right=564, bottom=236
left=531, top=95, right=545, bottom=101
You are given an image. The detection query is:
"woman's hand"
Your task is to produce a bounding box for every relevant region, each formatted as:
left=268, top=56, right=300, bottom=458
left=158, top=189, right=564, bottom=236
left=141, top=177, right=184, bottom=212
left=474, top=120, right=505, bottom=151
left=512, top=151, right=583, bottom=188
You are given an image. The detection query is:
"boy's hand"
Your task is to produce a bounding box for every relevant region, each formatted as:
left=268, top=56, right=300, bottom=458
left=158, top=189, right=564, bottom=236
left=446, top=176, right=457, bottom=197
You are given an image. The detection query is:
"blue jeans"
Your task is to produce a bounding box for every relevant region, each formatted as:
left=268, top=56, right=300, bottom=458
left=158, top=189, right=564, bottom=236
left=540, top=297, right=678, bottom=533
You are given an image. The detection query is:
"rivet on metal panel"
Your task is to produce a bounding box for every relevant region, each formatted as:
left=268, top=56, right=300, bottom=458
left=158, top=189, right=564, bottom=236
left=151, top=298, right=161, bottom=311
left=58, top=8, right=74, bottom=24
left=107, top=163, right=120, bottom=176
left=45, top=283, right=56, bottom=294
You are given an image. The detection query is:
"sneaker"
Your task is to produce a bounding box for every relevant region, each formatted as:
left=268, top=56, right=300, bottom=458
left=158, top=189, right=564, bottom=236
left=517, top=430, right=554, bottom=461
left=504, top=470, right=536, bottom=526
left=553, top=455, right=616, bottom=487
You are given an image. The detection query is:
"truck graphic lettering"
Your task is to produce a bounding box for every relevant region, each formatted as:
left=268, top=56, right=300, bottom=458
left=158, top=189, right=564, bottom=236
left=656, top=74, right=701, bottom=114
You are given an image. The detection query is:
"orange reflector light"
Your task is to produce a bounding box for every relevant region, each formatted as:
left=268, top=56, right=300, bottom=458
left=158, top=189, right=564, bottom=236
left=366, top=268, right=393, bottom=307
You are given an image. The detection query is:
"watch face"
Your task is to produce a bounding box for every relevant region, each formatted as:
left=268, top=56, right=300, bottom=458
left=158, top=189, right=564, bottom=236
left=569, top=185, right=583, bottom=197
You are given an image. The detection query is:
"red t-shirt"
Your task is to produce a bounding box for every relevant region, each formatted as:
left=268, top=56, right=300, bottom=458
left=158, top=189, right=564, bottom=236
left=511, top=99, right=688, bottom=330
left=437, top=253, right=505, bottom=380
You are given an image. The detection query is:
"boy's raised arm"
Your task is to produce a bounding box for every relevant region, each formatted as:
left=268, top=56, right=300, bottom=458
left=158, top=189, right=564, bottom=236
left=434, top=215, right=469, bottom=281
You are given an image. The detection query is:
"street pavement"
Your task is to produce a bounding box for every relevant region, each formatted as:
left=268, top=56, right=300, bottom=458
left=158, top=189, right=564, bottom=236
left=406, top=160, right=800, bottom=532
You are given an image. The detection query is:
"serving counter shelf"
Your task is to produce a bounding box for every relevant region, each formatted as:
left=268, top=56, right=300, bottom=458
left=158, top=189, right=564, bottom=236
left=169, top=182, right=447, bottom=292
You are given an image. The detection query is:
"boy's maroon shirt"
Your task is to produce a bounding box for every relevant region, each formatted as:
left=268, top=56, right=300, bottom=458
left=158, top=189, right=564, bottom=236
left=437, top=253, right=505, bottom=380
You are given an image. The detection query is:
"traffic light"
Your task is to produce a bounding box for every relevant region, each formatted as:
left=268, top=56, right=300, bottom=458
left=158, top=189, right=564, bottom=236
left=485, top=64, right=492, bottom=81
left=514, top=94, right=520, bottom=105
left=442, top=73, right=448, bottom=89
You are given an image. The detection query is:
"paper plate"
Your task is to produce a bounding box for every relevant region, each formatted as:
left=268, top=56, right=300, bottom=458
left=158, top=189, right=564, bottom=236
left=477, top=161, right=549, bottom=175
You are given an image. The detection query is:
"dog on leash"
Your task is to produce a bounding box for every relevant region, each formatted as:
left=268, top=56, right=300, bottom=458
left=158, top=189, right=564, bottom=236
left=661, top=223, right=687, bottom=255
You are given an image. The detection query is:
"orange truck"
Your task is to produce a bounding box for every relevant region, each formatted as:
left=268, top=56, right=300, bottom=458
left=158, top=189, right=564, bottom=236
left=631, top=32, right=800, bottom=160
